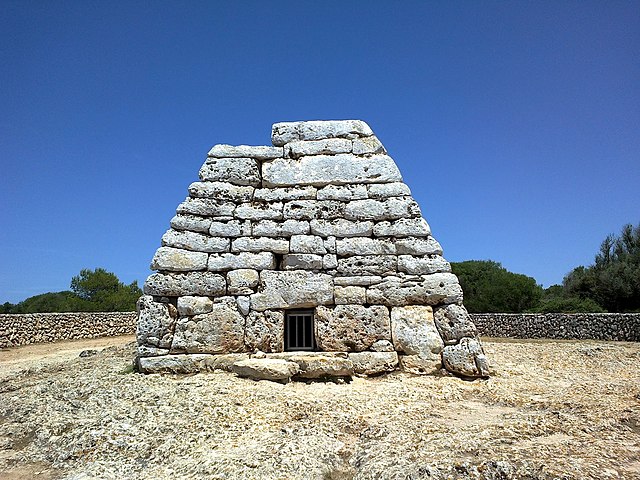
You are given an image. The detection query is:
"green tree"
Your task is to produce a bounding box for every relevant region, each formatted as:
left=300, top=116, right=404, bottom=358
left=528, top=284, right=605, bottom=313
left=70, top=268, right=142, bottom=312
left=8, top=291, right=91, bottom=313
left=451, top=260, right=543, bottom=313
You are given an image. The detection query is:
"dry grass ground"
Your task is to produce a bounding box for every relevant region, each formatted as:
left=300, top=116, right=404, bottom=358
left=0, top=336, right=638, bottom=479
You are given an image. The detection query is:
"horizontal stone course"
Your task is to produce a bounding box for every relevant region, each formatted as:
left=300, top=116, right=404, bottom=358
left=271, top=120, right=374, bottom=146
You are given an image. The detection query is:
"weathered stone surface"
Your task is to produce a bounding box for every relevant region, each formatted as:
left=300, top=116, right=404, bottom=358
left=290, top=235, right=327, bottom=254
left=209, top=219, right=252, bottom=237
left=441, top=337, right=490, bottom=378
left=272, top=120, right=374, bottom=146
left=199, top=157, right=260, bottom=186
left=322, top=254, right=338, bottom=269
left=262, top=154, right=402, bottom=187
left=391, top=306, right=444, bottom=358
left=397, top=255, right=451, bottom=275
left=399, top=354, right=442, bottom=375
left=252, top=219, right=310, bottom=237
left=334, top=286, right=366, bottom=304
left=187, top=182, right=254, bottom=203
left=352, top=135, right=386, bottom=155
left=310, top=219, right=373, bottom=237
left=208, top=252, right=276, bottom=271
left=231, top=358, right=299, bottom=382
left=290, top=355, right=354, bottom=379
left=336, top=255, right=397, bottom=276
left=171, top=300, right=246, bottom=354
left=333, top=275, right=382, bottom=287
left=253, top=186, right=316, bottom=202
left=371, top=339, right=394, bottom=352
left=285, top=138, right=352, bottom=158
left=235, top=202, right=283, bottom=221
left=231, top=237, right=289, bottom=254
left=208, top=144, right=283, bottom=160
left=315, top=305, right=391, bottom=352
left=324, top=236, right=337, bottom=253
left=395, top=237, right=443, bottom=255
left=136, top=345, right=170, bottom=357
left=245, top=310, right=284, bottom=353
left=137, top=295, right=176, bottom=349
left=373, top=218, right=431, bottom=237
left=317, top=184, right=368, bottom=201
left=226, top=269, right=259, bottom=295
left=283, top=200, right=345, bottom=220
left=170, top=214, right=211, bottom=233
left=281, top=254, right=323, bottom=270
left=348, top=351, right=398, bottom=375
left=433, top=304, right=477, bottom=345
left=162, top=229, right=230, bottom=253
left=150, top=247, right=208, bottom=272
left=144, top=272, right=226, bottom=296
left=345, top=198, right=421, bottom=221
left=367, top=182, right=411, bottom=198
left=336, top=238, right=396, bottom=256
left=250, top=271, right=333, bottom=311
left=366, top=273, right=464, bottom=306
left=177, top=296, right=213, bottom=316
left=176, top=198, right=236, bottom=217
left=236, top=296, right=250, bottom=316
left=137, top=354, right=218, bottom=374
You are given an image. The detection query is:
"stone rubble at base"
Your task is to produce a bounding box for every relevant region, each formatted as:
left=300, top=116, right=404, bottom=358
left=137, top=120, right=489, bottom=380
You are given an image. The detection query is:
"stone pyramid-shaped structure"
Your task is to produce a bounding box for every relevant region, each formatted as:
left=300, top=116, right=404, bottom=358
left=137, top=120, right=489, bottom=379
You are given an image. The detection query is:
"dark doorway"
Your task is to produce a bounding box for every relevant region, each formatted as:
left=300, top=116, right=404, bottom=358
left=285, top=310, right=315, bottom=351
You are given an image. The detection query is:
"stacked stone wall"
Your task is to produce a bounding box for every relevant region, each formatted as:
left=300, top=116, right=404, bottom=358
left=472, top=313, right=640, bottom=342
left=0, top=312, right=136, bottom=348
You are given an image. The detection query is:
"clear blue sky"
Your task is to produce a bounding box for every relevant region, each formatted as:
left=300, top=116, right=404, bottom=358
left=1, top=1, right=638, bottom=303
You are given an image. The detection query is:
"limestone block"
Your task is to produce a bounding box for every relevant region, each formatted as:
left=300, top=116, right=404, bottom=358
left=252, top=219, right=310, bottom=237
left=253, top=186, right=316, bottom=202
left=138, top=354, right=219, bottom=374
left=271, top=120, right=374, bottom=146
left=162, top=229, right=230, bottom=253
left=371, top=339, right=394, bottom=352
left=397, top=255, right=451, bottom=275
left=290, top=355, right=355, bottom=379
left=250, top=271, right=333, bottom=311
left=348, top=351, right=398, bottom=375
left=395, top=236, right=443, bottom=255
left=315, top=305, right=391, bottom=352
left=333, top=275, right=382, bottom=286
left=441, top=337, right=490, bottom=378
left=352, top=136, right=387, bottom=155
left=433, top=304, right=477, bottom=345
left=231, top=358, right=299, bottom=382
left=262, top=154, right=402, bottom=187
left=187, top=182, right=254, bottom=203
left=367, top=182, right=411, bottom=198
left=399, top=354, right=442, bottom=375
left=285, top=138, right=352, bottom=158
left=334, top=286, right=366, bottom=304
left=290, top=235, right=327, bottom=254
left=336, top=237, right=396, bottom=256
left=390, top=306, right=444, bottom=358
left=322, top=254, right=338, bottom=269
left=283, top=200, right=345, bottom=220
left=344, top=198, right=421, bottom=221
left=336, top=255, right=397, bottom=276
left=176, top=198, right=236, bottom=217
left=316, top=184, right=368, bottom=201
left=373, top=218, right=431, bottom=237
left=245, top=310, right=284, bottom=353
left=226, top=269, right=259, bottom=295
left=170, top=214, right=211, bottom=233
left=150, top=247, right=208, bottom=272
left=231, top=237, right=289, bottom=254
left=281, top=253, right=323, bottom=270
left=137, top=295, right=176, bottom=349
left=207, top=144, right=283, bottom=160
left=199, top=157, right=260, bottom=186
left=235, top=202, right=283, bottom=221
left=136, top=345, right=170, bottom=357
left=209, top=219, right=252, bottom=237
left=144, top=272, right=226, bottom=296
left=366, top=273, right=464, bottom=306
left=324, top=236, right=336, bottom=253
left=171, top=300, right=246, bottom=354
left=208, top=252, right=276, bottom=271
left=236, top=296, right=251, bottom=316
left=177, top=296, right=214, bottom=316
left=310, top=219, right=374, bottom=237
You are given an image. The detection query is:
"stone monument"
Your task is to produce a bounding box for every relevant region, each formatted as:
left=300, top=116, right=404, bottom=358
left=136, top=120, right=489, bottom=380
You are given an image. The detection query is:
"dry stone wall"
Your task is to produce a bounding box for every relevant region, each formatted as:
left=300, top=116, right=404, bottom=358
left=0, top=312, right=136, bottom=348
left=137, top=120, right=489, bottom=379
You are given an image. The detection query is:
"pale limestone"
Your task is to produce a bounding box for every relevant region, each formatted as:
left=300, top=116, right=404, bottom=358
left=151, top=247, right=208, bottom=272
left=271, top=120, right=374, bottom=146
left=235, top=202, right=283, bottom=221
left=433, top=304, right=477, bottom=345
left=176, top=198, right=236, bottom=217
left=373, top=218, right=431, bottom=237
left=199, top=157, right=260, bottom=186
left=208, top=252, right=276, bottom=271
left=177, top=296, right=214, bottom=316
left=281, top=254, right=323, bottom=270
left=187, top=182, right=254, bottom=203
left=209, top=219, right=252, bottom=237
left=143, top=272, right=226, bottom=297
left=251, top=219, right=310, bottom=237
left=399, top=354, right=442, bottom=375
left=352, top=135, right=386, bottom=155
left=367, top=182, right=411, bottom=198
left=250, top=271, right=333, bottom=311
left=162, top=229, right=230, bottom=253
left=315, top=305, right=391, bottom=352
left=283, top=200, right=345, bottom=221
left=441, top=337, right=490, bottom=378
left=348, top=351, right=398, bottom=375
left=395, top=237, right=443, bottom=255
left=290, top=235, right=327, bottom=254
left=334, top=286, right=366, bottom=305
left=390, top=306, right=444, bottom=357
left=310, top=219, right=373, bottom=237
left=336, top=237, right=396, bottom=256
left=336, top=255, right=397, bottom=276
left=397, top=255, right=451, bottom=275
left=231, top=358, right=299, bottom=382
left=366, top=273, right=464, bottom=306
left=253, top=186, right=316, bottom=202
left=170, top=214, right=211, bottom=233
left=316, top=184, right=368, bottom=201
left=207, top=144, right=283, bottom=160
left=285, top=138, right=352, bottom=158
left=231, top=237, right=289, bottom=254
left=244, top=310, right=284, bottom=353
left=344, top=198, right=421, bottom=221
left=137, top=295, right=176, bottom=349
left=226, top=269, right=259, bottom=295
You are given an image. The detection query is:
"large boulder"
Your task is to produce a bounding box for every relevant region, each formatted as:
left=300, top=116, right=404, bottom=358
left=231, top=358, right=300, bottom=382
left=315, top=305, right=391, bottom=352
left=441, top=337, right=490, bottom=378
left=390, top=306, right=444, bottom=357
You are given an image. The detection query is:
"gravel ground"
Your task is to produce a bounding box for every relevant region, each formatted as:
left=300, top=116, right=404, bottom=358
left=0, top=337, right=639, bottom=479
